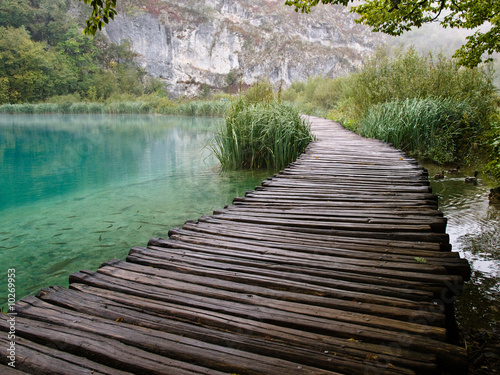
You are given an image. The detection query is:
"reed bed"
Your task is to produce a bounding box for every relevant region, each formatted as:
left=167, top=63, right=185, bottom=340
left=0, top=100, right=226, bottom=116
left=211, top=99, right=314, bottom=170
left=174, top=100, right=227, bottom=117
left=358, top=97, right=482, bottom=163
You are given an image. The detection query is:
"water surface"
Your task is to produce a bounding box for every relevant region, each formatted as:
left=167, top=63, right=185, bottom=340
left=426, top=165, right=500, bottom=330
left=0, top=114, right=270, bottom=308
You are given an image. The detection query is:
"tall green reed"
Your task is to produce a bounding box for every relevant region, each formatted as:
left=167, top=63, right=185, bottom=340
left=211, top=99, right=314, bottom=170
left=358, top=97, right=482, bottom=164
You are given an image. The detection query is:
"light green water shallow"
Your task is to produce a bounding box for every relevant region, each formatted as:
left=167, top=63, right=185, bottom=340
left=0, top=114, right=270, bottom=308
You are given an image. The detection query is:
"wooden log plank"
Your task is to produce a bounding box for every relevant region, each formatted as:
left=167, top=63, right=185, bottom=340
left=146, top=237, right=447, bottom=295
left=277, top=169, right=429, bottom=181
left=73, top=262, right=444, bottom=337
left=213, top=206, right=449, bottom=233
left=235, top=191, right=437, bottom=209
left=66, top=267, right=467, bottom=372
left=95, top=259, right=446, bottom=326
left=281, top=168, right=426, bottom=178
left=294, top=156, right=419, bottom=166
left=267, top=174, right=430, bottom=187
left=33, top=287, right=418, bottom=375
left=196, top=216, right=452, bottom=251
left=249, top=187, right=438, bottom=201
left=66, top=283, right=439, bottom=372
left=128, top=245, right=436, bottom=301
left=0, top=333, right=133, bottom=375
left=261, top=180, right=433, bottom=193
left=125, top=251, right=444, bottom=325
left=170, top=226, right=454, bottom=265
left=0, top=365, right=29, bottom=375
left=224, top=204, right=445, bottom=221
left=166, top=229, right=447, bottom=275
left=14, top=298, right=347, bottom=375
left=177, top=221, right=446, bottom=254
left=207, top=212, right=437, bottom=234
left=231, top=198, right=438, bottom=211
left=0, top=314, right=228, bottom=375
left=243, top=193, right=437, bottom=205
left=148, top=238, right=442, bottom=297
left=289, top=160, right=423, bottom=170
left=154, top=236, right=459, bottom=287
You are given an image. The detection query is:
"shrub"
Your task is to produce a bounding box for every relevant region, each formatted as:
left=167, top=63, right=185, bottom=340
left=242, top=78, right=274, bottom=104
left=339, top=46, right=497, bottom=124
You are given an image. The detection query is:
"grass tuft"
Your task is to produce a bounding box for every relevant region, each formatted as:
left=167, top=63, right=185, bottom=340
left=211, top=98, right=314, bottom=170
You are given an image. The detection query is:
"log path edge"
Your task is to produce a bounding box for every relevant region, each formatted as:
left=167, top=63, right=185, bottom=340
left=1, top=116, right=471, bottom=375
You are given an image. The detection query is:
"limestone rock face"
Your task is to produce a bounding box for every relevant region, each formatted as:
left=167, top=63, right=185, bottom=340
left=103, top=0, right=385, bottom=97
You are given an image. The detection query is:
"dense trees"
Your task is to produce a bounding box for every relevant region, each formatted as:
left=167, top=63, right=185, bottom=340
left=0, top=0, right=161, bottom=104
left=285, top=0, right=499, bottom=68
left=0, top=27, right=75, bottom=103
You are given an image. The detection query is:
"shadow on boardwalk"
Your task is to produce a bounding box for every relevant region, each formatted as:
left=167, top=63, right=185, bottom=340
left=1, top=116, right=470, bottom=375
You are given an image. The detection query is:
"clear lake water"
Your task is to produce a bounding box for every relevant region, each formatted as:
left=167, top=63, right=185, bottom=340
left=0, top=114, right=269, bottom=308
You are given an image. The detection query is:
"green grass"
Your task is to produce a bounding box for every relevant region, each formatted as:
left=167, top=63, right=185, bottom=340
left=211, top=99, right=314, bottom=170
left=358, top=97, right=484, bottom=164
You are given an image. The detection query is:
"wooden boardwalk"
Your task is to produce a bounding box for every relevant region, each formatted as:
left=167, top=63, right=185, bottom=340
left=1, top=116, right=470, bottom=375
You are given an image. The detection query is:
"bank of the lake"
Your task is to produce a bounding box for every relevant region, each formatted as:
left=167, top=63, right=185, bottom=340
left=0, top=99, right=228, bottom=117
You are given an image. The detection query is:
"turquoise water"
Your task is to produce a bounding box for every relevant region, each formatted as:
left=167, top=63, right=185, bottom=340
left=0, top=114, right=270, bottom=308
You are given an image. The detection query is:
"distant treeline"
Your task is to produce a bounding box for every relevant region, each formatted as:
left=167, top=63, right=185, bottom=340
left=0, top=0, right=166, bottom=104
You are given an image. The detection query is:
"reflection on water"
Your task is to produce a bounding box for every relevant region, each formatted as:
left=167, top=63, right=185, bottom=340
left=426, top=164, right=500, bottom=330
left=0, top=114, right=270, bottom=308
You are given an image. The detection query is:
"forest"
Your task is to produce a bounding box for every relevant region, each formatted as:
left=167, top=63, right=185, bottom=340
left=0, top=0, right=165, bottom=104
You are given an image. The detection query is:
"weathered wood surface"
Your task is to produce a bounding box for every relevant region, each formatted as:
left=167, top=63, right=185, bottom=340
left=1, top=116, right=470, bottom=375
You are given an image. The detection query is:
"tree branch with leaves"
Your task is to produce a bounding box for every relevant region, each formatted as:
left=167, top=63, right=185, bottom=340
left=80, top=0, right=117, bottom=35
left=284, top=0, right=499, bottom=67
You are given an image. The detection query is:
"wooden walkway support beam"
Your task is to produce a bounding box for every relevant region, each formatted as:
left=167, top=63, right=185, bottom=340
left=1, top=116, right=470, bottom=375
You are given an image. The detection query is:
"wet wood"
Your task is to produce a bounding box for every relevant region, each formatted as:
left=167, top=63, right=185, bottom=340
left=0, top=116, right=470, bottom=375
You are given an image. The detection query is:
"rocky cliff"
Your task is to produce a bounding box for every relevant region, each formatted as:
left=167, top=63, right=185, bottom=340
left=102, top=0, right=385, bottom=97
